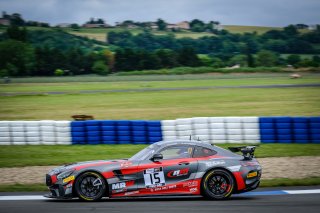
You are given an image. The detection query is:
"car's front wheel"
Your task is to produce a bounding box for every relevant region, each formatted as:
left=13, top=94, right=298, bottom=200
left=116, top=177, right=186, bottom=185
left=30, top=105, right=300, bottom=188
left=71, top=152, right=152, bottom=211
left=74, top=172, right=106, bottom=201
left=201, top=169, right=234, bottom=200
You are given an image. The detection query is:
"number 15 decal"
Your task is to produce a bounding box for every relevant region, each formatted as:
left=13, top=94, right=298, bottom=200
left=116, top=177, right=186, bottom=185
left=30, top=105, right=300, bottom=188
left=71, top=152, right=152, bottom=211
left=143, top=167, right=165, bottom=188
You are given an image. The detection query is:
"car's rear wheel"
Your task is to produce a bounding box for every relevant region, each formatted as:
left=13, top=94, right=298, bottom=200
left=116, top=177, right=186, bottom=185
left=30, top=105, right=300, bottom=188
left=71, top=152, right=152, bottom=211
left=75, top=172, right=106, bottom=201
left=201, top=169, right=234, bottom=200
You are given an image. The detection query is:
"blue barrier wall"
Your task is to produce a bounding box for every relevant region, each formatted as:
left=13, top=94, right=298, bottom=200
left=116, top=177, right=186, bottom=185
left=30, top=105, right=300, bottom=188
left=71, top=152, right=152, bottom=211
left=259, top=117, right=320, bottom=144
left=71, top=120, right=162, bottom=145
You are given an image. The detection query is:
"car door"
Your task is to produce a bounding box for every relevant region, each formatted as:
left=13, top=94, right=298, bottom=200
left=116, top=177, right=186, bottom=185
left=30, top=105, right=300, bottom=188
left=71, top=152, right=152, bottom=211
left=136, top=144, right=198, bottom=195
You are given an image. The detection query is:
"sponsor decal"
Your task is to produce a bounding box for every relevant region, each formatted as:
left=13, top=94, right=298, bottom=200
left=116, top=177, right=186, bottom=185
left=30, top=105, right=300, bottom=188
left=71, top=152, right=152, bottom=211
left=167, top=168, right=189, bottom=178
left=183, top=181, right=198, bottom=187
left=154, top=185, right=177, bottom=192
left=241, top=161, right=260, bottom=167
left=143, top=167, right=166, bottom=188
left=124, top=191, right=139, bottom=196
left=205, top=160, right=225, bottom=167
left=62, top=175, right=75, bottom=183
left=120, top=161, right=133, bottom=168
left=189, top=187, right=197, bottom=193
left=247, top=171, right=258, bottom=178
left=66, top=183, right=73, bottom=188
left=227, top=165, right=241, bottom=172
left=112, top=182, right=126, bottom=190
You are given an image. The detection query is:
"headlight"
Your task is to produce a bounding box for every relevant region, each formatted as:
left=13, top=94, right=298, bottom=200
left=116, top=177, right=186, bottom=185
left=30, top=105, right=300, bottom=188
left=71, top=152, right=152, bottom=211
left=57, top=169, right=75, bottom=180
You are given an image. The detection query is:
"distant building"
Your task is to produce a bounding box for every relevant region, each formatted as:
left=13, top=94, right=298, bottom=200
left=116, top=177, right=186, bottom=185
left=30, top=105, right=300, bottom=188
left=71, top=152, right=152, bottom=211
left=213, top=24, right=223, bottom=30
left=56, top=23, right=72, bottom=28
left=308, top=24, right=318, bottom=31
left=166, top=24, right=179, bottom=30
left=83, top=23, right=110, bottom=28
left=150, top=23, right=158, bottom=30
left=176, top=21, right=190, bottom=30
left=0, top=18, right=10, bottom=26
left=126, top=24, right=138, bottom=29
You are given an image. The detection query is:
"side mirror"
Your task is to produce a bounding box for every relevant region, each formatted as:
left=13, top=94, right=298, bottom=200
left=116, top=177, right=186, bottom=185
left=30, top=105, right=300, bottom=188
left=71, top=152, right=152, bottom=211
left=150, top=153, right=163, bottom=162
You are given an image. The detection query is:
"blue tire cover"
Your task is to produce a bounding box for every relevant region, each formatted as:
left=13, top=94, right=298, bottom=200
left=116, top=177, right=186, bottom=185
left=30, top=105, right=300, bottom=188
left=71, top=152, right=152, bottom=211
left=85, top=120, right=101, bottom=126
left=101, top=126, right=116, bottom=131
left=71, top=121, right=86, bottom=127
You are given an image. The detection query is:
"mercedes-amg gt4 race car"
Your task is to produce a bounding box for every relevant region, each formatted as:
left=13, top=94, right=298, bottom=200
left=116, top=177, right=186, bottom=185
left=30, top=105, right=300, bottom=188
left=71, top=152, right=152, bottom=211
left=45, top=140, right=261, bottom=201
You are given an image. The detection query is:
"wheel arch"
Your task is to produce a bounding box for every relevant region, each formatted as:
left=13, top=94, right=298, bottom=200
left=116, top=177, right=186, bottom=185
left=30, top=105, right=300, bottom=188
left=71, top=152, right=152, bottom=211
left=72, top=169, right=110, bottom=197
left=200, top=167, right=237, bottom=195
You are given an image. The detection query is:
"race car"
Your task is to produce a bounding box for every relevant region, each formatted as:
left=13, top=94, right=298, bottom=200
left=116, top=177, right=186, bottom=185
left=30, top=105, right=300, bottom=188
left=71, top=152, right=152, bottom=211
left=45, top=140, right=261, bottom=201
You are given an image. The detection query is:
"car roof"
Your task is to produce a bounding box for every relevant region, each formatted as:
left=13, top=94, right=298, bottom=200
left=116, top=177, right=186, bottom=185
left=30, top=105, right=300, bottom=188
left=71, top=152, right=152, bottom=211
left=154, top=139, right=214, bottom=149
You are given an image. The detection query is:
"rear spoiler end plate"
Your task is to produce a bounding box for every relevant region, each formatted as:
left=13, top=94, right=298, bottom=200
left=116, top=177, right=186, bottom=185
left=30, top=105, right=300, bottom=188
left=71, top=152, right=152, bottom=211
left=228, top=146, right=258, bottom=160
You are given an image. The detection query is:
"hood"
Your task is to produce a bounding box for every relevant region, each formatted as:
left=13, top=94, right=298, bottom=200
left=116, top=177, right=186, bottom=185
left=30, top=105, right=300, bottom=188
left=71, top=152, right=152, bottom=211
left=48, top=159, right=127, bottom=175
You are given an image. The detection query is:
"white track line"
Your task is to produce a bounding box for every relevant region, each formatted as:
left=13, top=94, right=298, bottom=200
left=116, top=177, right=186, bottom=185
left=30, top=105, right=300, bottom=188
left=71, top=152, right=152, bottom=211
left=0, top=195, right=50, bottom=201
left=283, top=189, right=320, bottom=194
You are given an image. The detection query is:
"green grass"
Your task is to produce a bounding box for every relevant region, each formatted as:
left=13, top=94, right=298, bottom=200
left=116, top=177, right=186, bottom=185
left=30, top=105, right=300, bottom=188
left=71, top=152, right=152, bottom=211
left=1, top=177, right=320, bottom=192
left=0, top=144, right=319, bottom=168
left=0, top=86, right=319, bottom=120
left=0, top=184, right=48, bottom=192
left=222, top=25, right=281, bottom=34
left=2, top=72, right=317, bottom=83
left=1, top=74, right=319, bottom=93
left=260, top=177, right=320, bottom=187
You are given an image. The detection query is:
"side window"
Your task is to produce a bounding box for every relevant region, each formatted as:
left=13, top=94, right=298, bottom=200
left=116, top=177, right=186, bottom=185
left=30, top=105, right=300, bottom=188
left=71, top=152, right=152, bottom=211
left=159, top=145, right=193, bottom=160
left=193, top=146, right=217, bottom=158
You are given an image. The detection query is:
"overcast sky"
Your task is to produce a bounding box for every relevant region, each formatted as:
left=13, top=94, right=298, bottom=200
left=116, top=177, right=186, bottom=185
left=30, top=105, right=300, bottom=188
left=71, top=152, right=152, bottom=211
left=0, top=0, right=319, bottom=27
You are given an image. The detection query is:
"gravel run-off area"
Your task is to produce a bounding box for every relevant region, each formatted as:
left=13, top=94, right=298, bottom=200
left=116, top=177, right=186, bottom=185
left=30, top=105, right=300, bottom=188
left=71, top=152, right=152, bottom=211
left=0, top=156, right=319, bottom=185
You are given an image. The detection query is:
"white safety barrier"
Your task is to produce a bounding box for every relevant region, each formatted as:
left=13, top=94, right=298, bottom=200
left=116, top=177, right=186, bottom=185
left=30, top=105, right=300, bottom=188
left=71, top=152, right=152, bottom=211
left=0, top=120, right=72, bottom=145
left=161, top=116, right=260, bottom=144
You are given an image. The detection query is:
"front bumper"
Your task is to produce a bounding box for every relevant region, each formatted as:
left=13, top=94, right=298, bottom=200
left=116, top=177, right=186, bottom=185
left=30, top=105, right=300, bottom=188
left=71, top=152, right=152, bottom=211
left=45, top=174, right=74, bottom=199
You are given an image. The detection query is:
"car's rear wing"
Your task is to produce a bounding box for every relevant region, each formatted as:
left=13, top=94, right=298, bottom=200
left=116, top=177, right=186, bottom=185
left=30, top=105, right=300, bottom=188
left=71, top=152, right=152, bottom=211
left=228, top=146, right=258, bottom=160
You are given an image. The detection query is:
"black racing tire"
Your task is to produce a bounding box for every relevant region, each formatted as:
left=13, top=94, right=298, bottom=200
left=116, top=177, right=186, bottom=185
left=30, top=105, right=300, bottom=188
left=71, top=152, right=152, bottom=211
left=201, top=169, right=234, bottom=200
left=74, top=172, right=106, bottom=201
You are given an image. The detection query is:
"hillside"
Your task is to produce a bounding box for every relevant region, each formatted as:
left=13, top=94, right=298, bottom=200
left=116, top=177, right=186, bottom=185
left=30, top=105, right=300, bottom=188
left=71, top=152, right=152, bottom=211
left=63, top=25, right=286, bottom=42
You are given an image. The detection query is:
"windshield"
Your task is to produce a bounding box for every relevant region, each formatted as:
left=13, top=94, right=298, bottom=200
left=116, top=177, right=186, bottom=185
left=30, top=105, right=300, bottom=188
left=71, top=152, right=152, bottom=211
left=129, top=144, right=159, bottom=161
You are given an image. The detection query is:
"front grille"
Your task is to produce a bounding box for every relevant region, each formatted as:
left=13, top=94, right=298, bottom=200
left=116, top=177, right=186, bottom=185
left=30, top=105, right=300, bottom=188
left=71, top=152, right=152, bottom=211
left=46, top=174, right=52, bottom=186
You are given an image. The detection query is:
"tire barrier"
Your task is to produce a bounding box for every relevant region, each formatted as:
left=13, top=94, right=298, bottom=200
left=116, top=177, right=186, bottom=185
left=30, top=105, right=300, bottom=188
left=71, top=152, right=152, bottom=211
left=0, top=120, right=72, bottom=145
left=0, top=117, right=319, bottom=145
left=259, top=117, right=320, bottom=144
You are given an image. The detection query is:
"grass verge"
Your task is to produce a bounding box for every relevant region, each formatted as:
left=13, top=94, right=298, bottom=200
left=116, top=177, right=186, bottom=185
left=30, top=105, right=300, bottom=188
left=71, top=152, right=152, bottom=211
left=0, top=144, right=319, bottom=168
left=260, top=177, right=320, bottom=187
left=1, top=87, right=319, bottom=120
left=1, top=177, right=319, bottom=192
left=1, top=74, right=320, bottom=93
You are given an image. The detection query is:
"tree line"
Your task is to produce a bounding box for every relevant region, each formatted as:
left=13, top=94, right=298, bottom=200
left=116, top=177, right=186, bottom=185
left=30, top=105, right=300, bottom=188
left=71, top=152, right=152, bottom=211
left=0, top=23, right=320, bottom=77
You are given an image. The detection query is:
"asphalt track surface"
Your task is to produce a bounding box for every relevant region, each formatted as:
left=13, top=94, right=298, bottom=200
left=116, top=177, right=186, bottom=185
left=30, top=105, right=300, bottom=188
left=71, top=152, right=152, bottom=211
left=1, top=83, right=320, bottom=96
left=0, top=186, right=319, bottom=213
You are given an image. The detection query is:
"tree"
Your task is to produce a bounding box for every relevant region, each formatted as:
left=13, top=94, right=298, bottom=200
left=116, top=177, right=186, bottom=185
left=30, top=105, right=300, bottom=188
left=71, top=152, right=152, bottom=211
left=229, top=54, right=248, bottom=67
left=10, top=13, right=25, bottom=26
left=284, top=25, right=299, bottom=37
left=102, top=49, right=115, bottom=71
left=71, top=23, right=80, bottom=30
left=211, top=57, right=225, bottom=68
left=178, top=47, right=201, bottom=67
left=190, top=19, right=206, bottom=32
left=54, top=69, right=64, bottom=76
left=0, top=40, right=35, bottom=76
left=156, top=19, right=167, bottom=31
left=287, top=55, right=301, bottom=66
left=313, top=55, right=320, bottom=65
left=155, top=49, right=179, bottom=68
left=6, top=25, right=27, bottom=42
left=92, top=60, right=109, bottom=75
left=256, top=50, right=278, bottom=67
